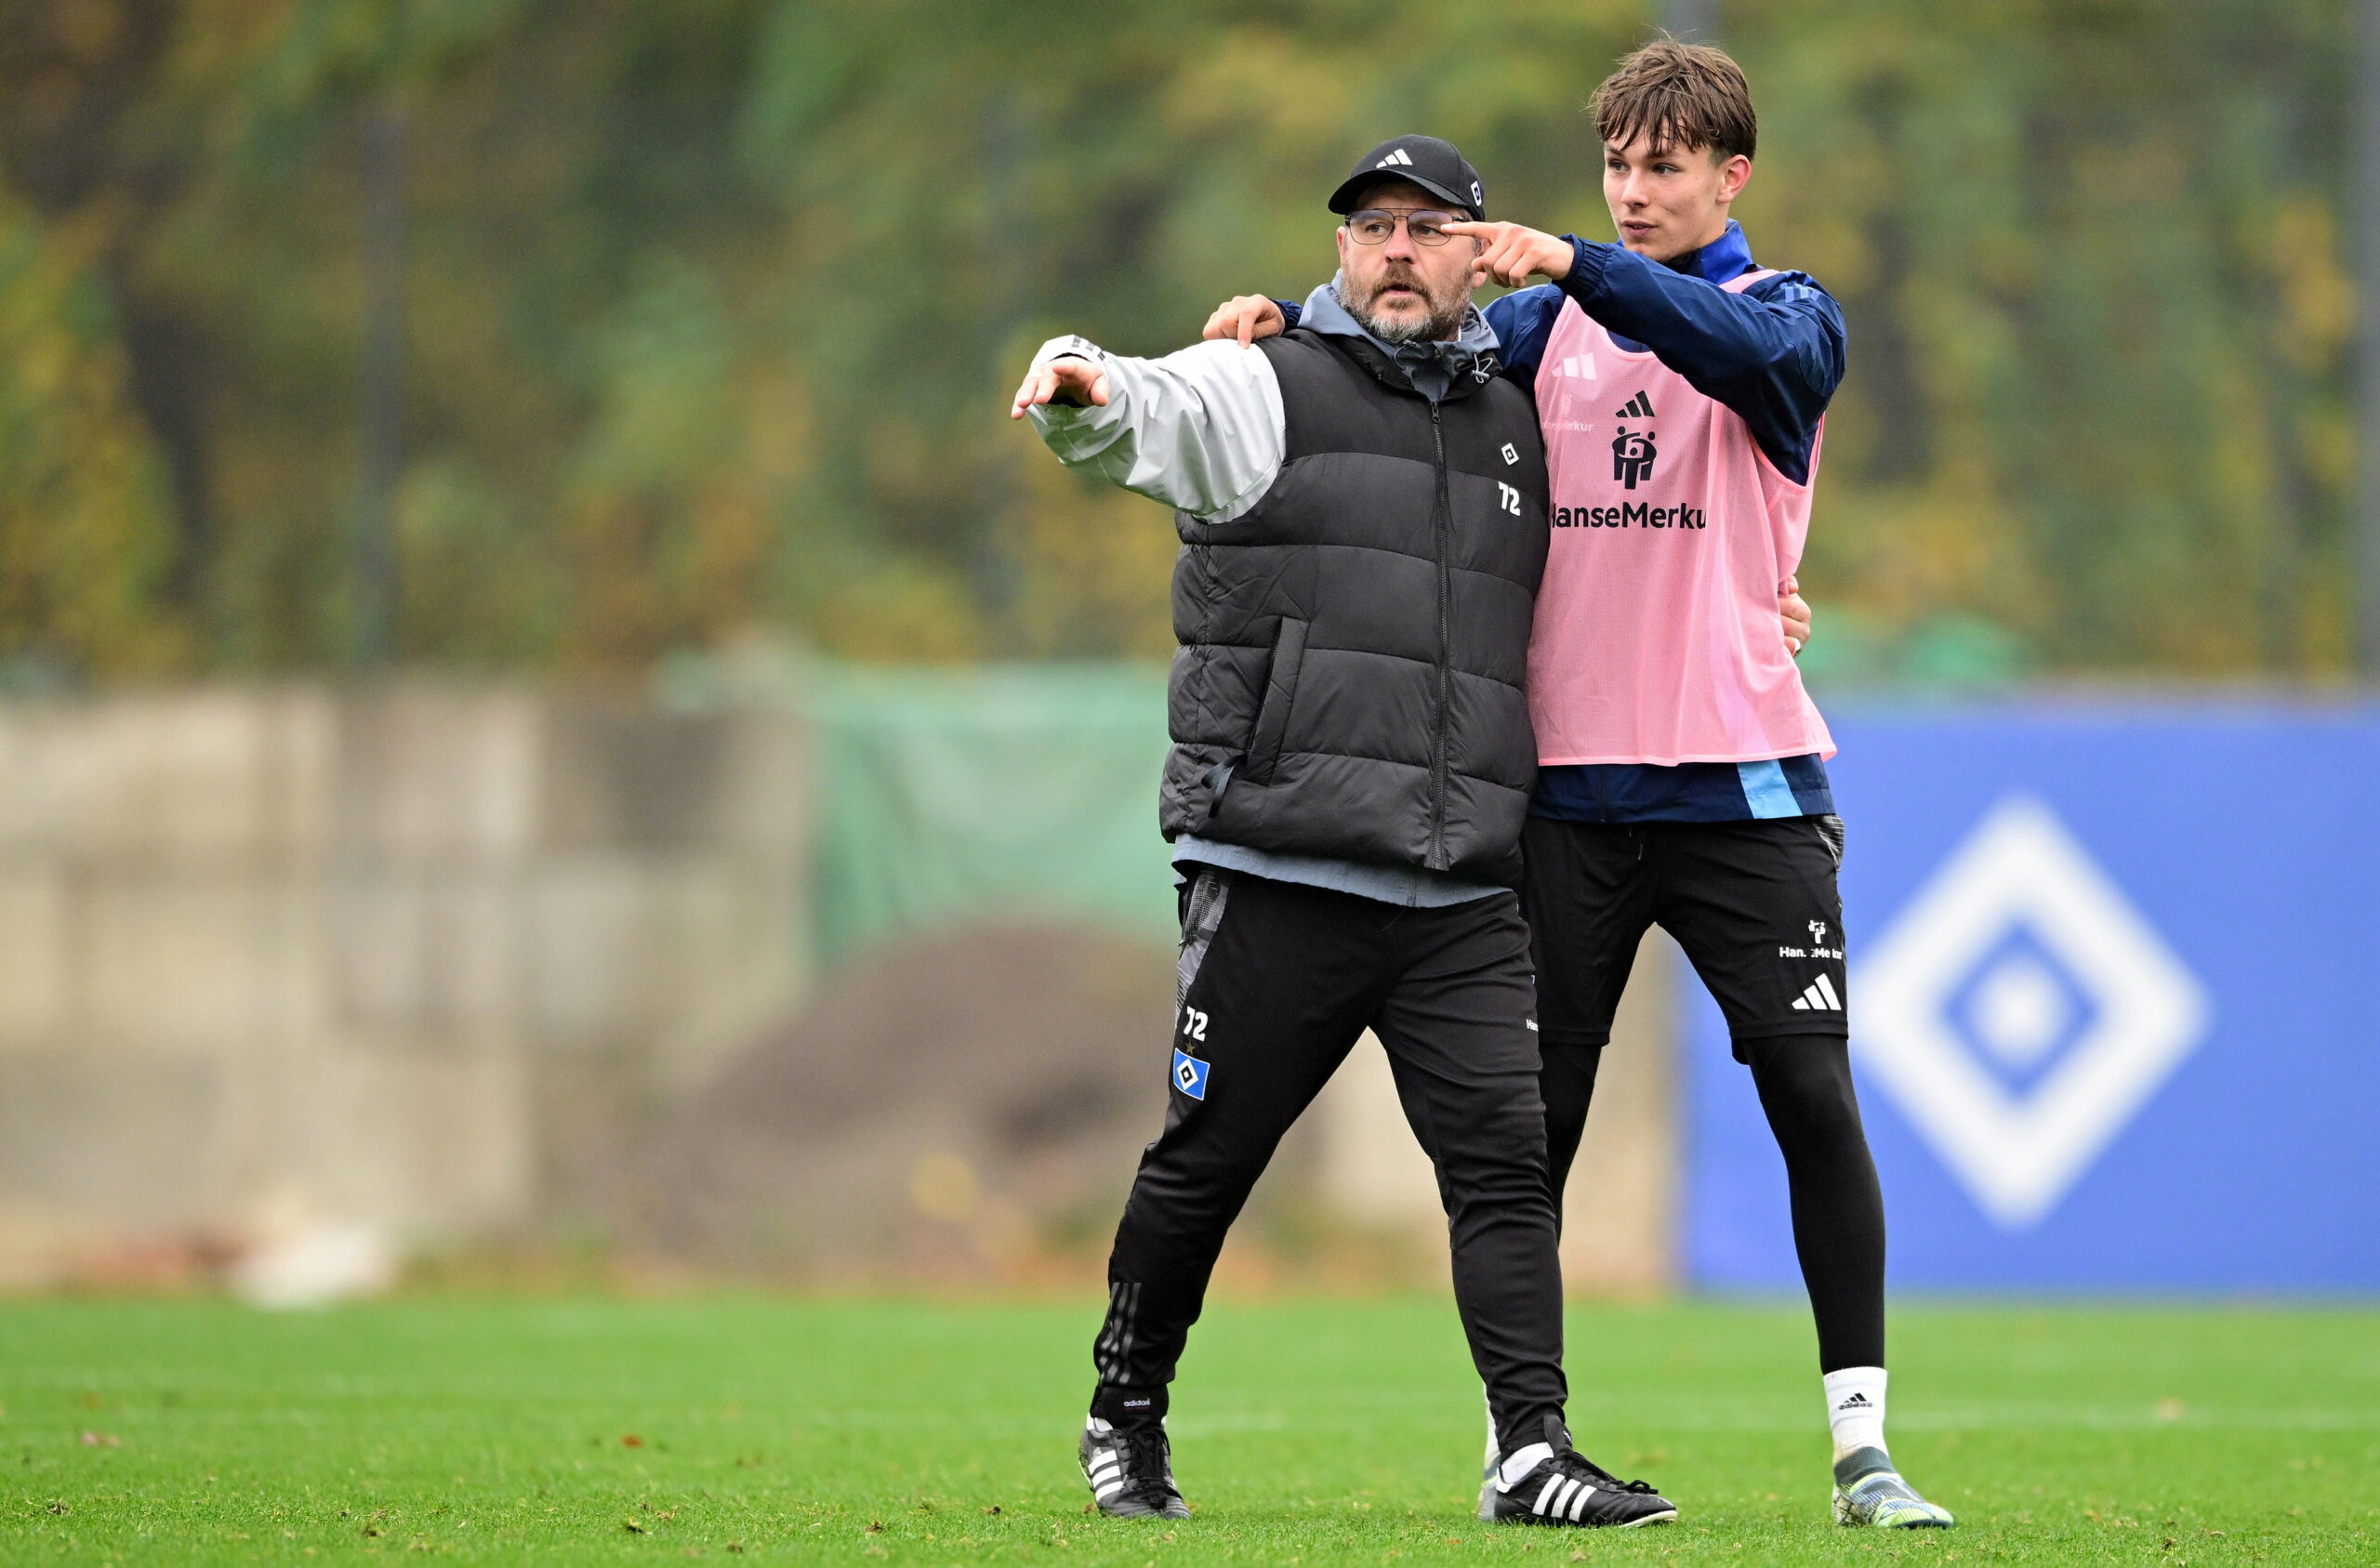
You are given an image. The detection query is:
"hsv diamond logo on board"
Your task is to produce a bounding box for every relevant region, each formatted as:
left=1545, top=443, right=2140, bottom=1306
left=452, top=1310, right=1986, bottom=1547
left=1853, top=795, right=2211, bottom=1230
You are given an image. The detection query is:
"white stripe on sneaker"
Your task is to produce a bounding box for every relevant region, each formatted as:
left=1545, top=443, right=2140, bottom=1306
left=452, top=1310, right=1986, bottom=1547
left=1567, top=1481, right=1596, bottom=1522
left=1532, top=1476, right=1561, bottom=1516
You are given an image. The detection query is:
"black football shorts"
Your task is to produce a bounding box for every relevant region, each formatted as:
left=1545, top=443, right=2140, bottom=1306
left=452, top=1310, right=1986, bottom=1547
left=1521, top=813, right=1849, bottom=1059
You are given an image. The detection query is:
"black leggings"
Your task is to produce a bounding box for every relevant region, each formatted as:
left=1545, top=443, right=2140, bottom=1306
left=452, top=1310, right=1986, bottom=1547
left=1543, top=1033, right=1885, bottom=1372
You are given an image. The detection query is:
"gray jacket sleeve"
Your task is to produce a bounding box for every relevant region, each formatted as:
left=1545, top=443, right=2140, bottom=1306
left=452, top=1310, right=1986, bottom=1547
left=1025, top=336, right=1285, bottom=522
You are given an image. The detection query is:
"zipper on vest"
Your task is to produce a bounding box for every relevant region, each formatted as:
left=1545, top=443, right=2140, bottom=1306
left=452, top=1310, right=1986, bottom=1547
left=1427, top=403, right=1452, bottom=870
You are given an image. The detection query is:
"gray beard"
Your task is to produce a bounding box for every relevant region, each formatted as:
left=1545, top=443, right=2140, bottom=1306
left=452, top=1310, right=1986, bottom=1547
left=1337, top=278, right=1465, bottom=345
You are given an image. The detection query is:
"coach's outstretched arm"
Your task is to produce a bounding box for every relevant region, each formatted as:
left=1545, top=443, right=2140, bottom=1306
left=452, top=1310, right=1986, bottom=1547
left=1010, top=334, right=1285, bottom=522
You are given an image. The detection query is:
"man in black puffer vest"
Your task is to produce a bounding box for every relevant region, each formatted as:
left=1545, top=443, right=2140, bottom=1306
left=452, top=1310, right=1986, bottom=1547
left=1012, top=138, right=1676, bottom=1530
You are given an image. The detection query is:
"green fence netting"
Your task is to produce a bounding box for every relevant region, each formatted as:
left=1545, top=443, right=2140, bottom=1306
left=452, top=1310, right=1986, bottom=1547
left=801, top=662, right=1179, bottom=964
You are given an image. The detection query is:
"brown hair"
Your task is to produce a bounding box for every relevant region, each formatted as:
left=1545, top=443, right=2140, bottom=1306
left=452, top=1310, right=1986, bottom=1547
left=1590, top=38, right=1757, bottom=162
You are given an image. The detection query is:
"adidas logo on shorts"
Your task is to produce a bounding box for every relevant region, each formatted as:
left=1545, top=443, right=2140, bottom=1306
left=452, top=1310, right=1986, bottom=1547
left=1791, top=973, right=1843, bottom=1012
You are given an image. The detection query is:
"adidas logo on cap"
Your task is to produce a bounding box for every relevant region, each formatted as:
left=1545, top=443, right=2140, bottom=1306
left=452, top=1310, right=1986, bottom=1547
left=1374, top=147, right=1416, bottom=168
left=1791, top=973, right=1844, bottom=1012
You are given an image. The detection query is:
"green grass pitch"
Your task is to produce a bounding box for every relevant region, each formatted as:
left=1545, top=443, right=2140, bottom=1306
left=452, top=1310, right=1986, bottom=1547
left=0, top=1296, right=2372, bottom=1563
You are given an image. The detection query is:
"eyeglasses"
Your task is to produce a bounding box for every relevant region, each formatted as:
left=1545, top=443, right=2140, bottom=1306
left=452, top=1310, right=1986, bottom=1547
left=1343, top=208, right=1461, bottom=246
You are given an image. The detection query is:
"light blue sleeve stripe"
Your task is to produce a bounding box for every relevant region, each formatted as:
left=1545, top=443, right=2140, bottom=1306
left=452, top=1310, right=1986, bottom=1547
left=1738, top=759, right=1802, bottom=819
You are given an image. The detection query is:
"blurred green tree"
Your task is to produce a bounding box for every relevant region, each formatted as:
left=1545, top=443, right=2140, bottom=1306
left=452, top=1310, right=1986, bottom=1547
left=0, top=0, right=2353, bottom=680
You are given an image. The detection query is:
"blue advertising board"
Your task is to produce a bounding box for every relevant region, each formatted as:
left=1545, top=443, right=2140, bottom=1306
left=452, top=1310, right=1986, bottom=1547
left=1686, top=703, right=2380, bottom=1292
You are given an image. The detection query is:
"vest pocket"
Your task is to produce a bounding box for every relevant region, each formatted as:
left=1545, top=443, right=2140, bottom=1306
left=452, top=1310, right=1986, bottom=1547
left=1241, top=617, right=1308, bottom=784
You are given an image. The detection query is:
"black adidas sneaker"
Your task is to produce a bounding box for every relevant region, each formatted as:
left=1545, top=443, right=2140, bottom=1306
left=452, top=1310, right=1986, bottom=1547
left=1480, top=1416, right=1677, bottom=1529
left=1079, top=1418, right=1190, bottom=1519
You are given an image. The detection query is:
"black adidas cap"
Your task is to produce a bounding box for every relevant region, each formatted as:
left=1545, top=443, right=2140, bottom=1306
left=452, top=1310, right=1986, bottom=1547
left=1328, top=135, right=1487, bottom=222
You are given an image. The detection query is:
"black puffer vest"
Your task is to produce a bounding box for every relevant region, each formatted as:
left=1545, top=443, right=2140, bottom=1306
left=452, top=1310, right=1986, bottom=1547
left=1158, top=326, right=1551, bottom=883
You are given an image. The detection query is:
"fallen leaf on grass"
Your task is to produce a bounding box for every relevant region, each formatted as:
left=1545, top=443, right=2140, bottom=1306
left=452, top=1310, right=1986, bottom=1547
left=865, top=1521, right=885, bottom=1534
left=982, top=1506, right=1002, bottom=1516
left=77, top=1430, right=120, bottom=1447
left=624, top=1517, right=647, bottom=1534
left=622, top=1434, right=645, bottom=1448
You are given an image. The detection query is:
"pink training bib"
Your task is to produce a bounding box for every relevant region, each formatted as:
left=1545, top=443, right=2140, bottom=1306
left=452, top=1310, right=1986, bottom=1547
left=1527, top=271, right=1835, bottom=766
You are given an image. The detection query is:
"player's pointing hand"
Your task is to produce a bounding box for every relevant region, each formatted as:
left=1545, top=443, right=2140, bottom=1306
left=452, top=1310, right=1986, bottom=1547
left=1010, top=356, right=1112, bottom=419
left=1440, top=220, right=1574, bottom=287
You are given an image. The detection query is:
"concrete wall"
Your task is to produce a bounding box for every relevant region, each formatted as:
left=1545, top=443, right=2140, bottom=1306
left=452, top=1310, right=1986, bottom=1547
left=0, top=680, right=1680, bottom=1293
left=0, top=685, right=807, bottom=1285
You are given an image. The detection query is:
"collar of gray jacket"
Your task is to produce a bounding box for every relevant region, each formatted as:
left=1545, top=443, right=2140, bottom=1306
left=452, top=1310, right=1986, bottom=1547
left=1301, top=277, right=1499, bottom=401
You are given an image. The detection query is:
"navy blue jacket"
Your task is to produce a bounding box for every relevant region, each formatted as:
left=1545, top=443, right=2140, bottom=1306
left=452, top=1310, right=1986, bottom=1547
left=1279, top=220, right=1846, bottom=823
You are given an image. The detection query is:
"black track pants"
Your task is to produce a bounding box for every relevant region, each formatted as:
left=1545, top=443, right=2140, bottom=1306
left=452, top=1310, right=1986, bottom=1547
left=1092, top=870, right=1567, bottom=1454
left=1524, top=816, right=1887, bottom=1373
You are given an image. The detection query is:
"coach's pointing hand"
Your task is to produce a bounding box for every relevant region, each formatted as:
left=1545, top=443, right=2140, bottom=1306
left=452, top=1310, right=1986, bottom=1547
left=1201, top=295, right=1286, bottom=348
left=1010, top=355, right=1112, bottom=419
left=1440, top=221, right=1574, bottom=287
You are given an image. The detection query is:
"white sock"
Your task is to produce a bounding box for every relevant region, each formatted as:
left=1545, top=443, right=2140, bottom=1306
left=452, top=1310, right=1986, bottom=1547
left=1497, top=1442, right=1554, bottom=1486
left=1823, top=1366, right=1887, bottom=1459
